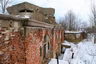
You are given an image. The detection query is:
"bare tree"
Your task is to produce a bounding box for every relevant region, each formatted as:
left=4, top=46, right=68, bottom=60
left=0, top=0, right=12, bottom=13
left=90, top=0, right=96, bottom=27
left=59, top=17, right=68, bottom=30
left=79, top=21, right=88, bottom=31
left=59, top=10, right=78, bottom=31
left=68, top=11, right=76, bottom=30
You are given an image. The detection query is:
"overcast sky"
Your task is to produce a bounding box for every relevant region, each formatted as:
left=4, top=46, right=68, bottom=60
left=10, top=0, right=96, bottom=22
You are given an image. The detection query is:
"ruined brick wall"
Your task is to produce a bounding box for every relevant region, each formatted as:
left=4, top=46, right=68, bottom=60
left=0, top=28, right=25, bottom=64
left=0, top=16, right=64, bottom=64
left=25, top=28, right=52, bottom=64
left=0, top=27, right=64, bottom=64
left=0, top=20, right=25, bottom=64
left=25, top=28, right=64, bottom=64
left=52, top=29, right=64, bottom=58
left=25, top=28, right=43, bottom=64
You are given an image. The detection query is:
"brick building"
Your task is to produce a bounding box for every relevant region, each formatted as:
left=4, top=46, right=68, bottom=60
left=0, top=2, right=64, bottom=64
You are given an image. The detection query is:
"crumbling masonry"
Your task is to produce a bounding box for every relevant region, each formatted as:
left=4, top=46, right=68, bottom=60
left=0, top=2, right=64, bottom=64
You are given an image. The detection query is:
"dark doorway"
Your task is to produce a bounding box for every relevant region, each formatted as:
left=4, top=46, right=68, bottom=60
left=43, top=44, right=46, bottom=58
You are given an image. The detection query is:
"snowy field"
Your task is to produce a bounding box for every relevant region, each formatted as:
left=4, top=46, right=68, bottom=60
left=49, top=34, right=96, bottom=64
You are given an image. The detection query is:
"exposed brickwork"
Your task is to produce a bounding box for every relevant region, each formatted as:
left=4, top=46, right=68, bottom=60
left=25, top=29, right=43, bottom=64
left=24, top=28, right=64, bottom=64
left=0, top=27, right=25, bottom=64
left=0, top=24, right=64, bottom=64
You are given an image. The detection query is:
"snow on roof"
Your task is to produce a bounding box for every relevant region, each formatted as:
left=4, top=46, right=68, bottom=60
left=62, top=41, right=71, bottom=46
left=15, top=15, right=30, bottom=19
left=65, top=31, right=83, bottom=34
left=15, top=13, right=31, bottom=19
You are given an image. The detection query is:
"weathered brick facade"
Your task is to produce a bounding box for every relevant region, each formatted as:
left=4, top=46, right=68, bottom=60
left=25, top=28, right=64, bottom=64
left=0, top=2, right=64, bottom=64
left=0, top=25, right=25, bottom=64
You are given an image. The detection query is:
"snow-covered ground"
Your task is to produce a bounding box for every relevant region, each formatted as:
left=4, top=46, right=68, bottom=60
left=49, top=34, right=96, bottom=64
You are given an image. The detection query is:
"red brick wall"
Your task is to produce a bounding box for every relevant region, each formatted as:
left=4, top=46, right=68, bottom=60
left=0, top=26, right=64, bottom=64
left=25, top=29, right=43, bottom=64
left=0, top=28, right=25, bottom=64
left=25, top=28, right=64, bottom=64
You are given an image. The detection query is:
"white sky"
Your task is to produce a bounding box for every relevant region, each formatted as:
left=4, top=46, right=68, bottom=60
left=10, top=0, right=96, bottom=22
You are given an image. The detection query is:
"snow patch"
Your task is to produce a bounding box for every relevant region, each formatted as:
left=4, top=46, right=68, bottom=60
left=49, top=34, right=96, bottom=64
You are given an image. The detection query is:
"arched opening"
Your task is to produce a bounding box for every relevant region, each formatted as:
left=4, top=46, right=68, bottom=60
left=43, top=35, right=51, bottom=59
